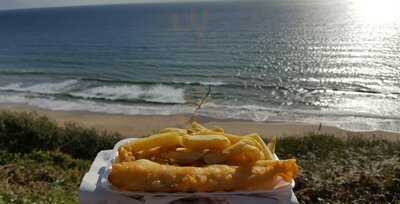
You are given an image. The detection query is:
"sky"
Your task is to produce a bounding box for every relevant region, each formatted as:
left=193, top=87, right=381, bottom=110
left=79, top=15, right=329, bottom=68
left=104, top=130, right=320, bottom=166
left=0, top=0, right=220, bottom=10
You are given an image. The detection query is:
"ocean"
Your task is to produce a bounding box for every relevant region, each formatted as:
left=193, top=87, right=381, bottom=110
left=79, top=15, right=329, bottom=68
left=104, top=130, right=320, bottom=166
left=0, top=0, right=399, bottom=132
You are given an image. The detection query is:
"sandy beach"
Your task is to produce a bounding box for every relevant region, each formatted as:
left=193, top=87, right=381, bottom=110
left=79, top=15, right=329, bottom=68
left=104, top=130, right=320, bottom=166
left=1, top=103, right=399, bottom=141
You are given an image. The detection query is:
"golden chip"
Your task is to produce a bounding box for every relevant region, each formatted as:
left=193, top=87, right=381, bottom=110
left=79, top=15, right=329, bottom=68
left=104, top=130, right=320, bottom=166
left=182, top=134, right=231, bottom=150
left=121, top=131, right=184, bottom=153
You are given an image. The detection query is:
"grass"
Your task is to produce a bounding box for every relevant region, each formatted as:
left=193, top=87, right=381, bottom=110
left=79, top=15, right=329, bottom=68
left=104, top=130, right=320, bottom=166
left=0, top=110, right=399, bottom=203
left=0, top=151, right=90, bottom=204
left=277, top=135, right=400, bottom=203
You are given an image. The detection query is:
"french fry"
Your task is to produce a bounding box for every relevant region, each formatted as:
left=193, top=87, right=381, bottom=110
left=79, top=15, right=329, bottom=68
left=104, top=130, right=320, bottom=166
left=245, top=133, right=274, bottom=160
left=245, top=133, right=264, bottom=148
left=212, top=127, right=224, bottom=133
left=267, top=136, right=277, bottom=153
left=223, top=133, right=243, bottom=144
left=160, top=128, right=188, bottom=134
left=263, top=145, right=274, bottom=160
left=121, top=132, right=184, bottom=153
left=163, top=148, right=205, bottom=165
left=134, top=146, right=163, bottom=160
left=222, top=138, right=262, bottom=165
left=189, top=123, right=224, bottom=135
left=182, top=134, right=231, bottom=150
left=227, top=145, right=260, bottom=165
left=190, top=121, right=210, bottom=132
left=195, top=130, right=224, bottom=135
left=203, top=137, right=261, bottom=165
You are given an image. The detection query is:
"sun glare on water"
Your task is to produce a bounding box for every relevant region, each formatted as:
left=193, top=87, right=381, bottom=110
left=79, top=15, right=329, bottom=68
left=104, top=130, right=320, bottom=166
left=352, top=0, right=400, bottom=24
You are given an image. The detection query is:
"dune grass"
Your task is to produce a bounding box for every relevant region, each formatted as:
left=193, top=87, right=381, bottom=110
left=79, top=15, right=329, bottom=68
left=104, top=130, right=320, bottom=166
left=0, top=110, right=399, bottom=203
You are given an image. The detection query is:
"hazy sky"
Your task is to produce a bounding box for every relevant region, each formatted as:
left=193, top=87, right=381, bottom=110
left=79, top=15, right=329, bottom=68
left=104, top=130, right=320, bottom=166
left=0, top=0, right=220, bottom=10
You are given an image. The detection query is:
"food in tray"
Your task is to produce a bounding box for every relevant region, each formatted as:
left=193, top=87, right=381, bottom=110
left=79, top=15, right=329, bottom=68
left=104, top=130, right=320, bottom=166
left=109, top=122, right=299, bottom=192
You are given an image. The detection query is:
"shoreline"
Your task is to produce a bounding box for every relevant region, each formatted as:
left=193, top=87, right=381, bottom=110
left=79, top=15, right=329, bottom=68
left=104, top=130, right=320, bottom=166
left=1, top=103, right=399, bottom=141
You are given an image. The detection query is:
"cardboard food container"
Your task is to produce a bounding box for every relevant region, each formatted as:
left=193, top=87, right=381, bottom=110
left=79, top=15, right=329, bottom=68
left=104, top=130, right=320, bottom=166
left=99, top=138, right=296, bottom=202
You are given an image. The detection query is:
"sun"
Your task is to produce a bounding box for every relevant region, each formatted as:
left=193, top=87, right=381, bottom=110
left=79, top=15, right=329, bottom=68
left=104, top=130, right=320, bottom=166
left=352, top=0, right=400, bottom=24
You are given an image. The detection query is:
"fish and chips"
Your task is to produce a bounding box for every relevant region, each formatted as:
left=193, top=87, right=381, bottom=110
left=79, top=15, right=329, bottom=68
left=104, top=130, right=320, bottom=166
left=109, top=122, right=299, bottom=192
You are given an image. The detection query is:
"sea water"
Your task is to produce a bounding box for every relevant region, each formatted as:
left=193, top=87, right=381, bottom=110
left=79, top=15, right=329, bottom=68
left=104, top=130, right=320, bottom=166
left=0, top=0, right=399, bottom=132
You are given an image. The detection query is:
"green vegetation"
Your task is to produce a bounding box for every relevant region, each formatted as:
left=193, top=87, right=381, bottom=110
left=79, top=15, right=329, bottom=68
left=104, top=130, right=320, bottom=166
left=0, top=150, right=89, bottom=204
left=0, top=111, right=399, bottom=203
left=277, top=135, right=400, bottom=203
left=0, top=111, right=121, bottom=159
left=0, top=111, right=121, bottom=204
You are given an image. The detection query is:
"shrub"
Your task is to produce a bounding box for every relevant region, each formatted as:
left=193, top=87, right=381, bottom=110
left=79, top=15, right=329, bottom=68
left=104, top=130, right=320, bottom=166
left=0, top=111, right=122, bottom=159
left=60, top=122, right=121, bottom=159
left=0, top=111, right=60, bottom=153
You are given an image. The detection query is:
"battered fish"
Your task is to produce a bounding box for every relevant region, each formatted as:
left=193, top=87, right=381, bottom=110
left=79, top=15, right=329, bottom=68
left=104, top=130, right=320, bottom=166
left=108, top=159, right=298, bottom=192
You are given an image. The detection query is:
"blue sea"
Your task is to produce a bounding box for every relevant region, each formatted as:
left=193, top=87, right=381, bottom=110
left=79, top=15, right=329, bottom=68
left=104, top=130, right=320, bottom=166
left=0, top=0, right=399, bottom=132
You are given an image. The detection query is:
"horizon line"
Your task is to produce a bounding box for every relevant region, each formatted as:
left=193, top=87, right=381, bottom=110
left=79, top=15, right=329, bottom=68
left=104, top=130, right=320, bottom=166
left=0, top=0, right=234, bottom=12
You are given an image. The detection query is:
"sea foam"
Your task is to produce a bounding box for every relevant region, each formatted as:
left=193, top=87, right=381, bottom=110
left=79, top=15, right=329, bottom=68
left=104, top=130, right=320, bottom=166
left=0, top=80, right=78, bottom=94
left=72, top=84, right=186, bottom=104
left=0, top=93, right=192, bottom=116
left=1, top=93, right=400, bottom=133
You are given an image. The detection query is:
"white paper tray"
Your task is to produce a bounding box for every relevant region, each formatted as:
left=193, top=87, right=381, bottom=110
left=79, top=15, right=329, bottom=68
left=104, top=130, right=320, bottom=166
left=100, top=137, right=296, bottom=197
